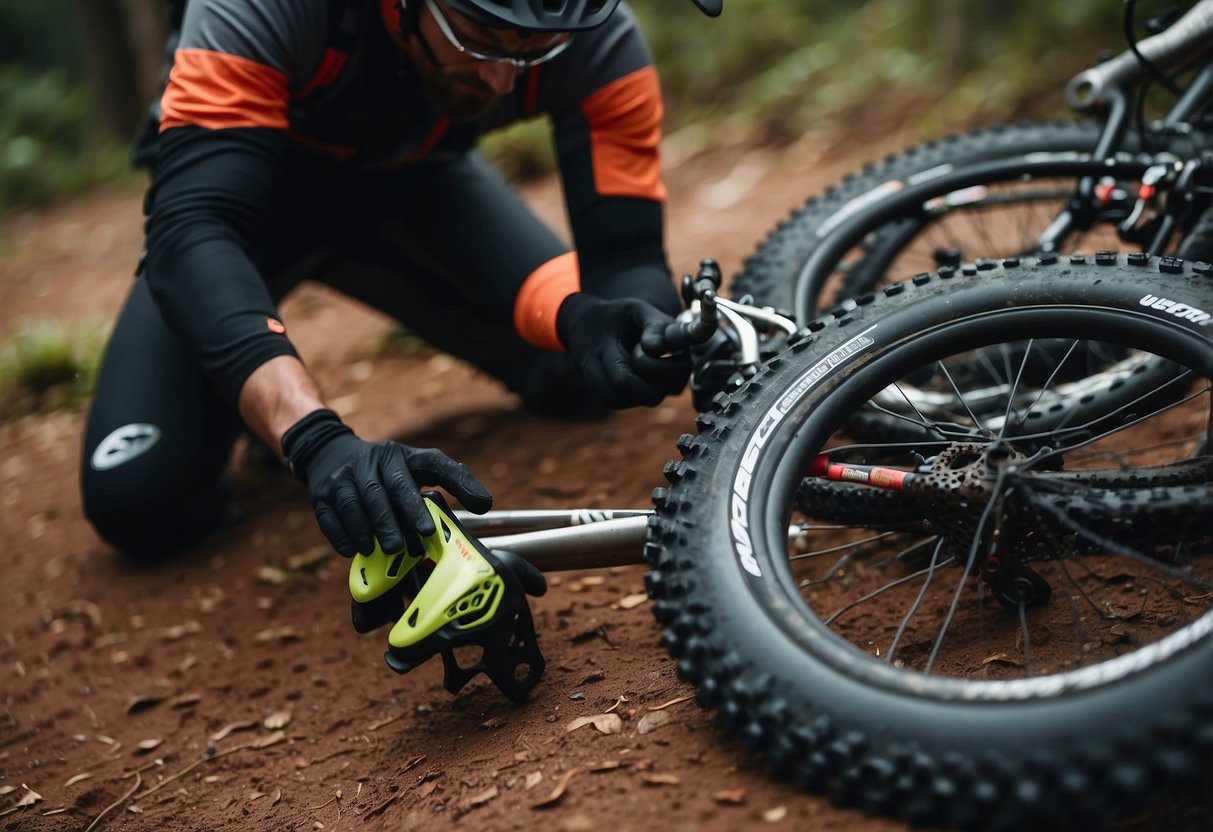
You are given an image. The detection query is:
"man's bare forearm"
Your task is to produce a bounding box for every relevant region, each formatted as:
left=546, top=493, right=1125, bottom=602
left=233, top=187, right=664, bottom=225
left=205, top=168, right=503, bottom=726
left=237, top=355, right=329, bottom=456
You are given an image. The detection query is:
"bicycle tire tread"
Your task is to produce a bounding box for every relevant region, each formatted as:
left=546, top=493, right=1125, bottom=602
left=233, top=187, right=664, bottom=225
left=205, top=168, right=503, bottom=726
left=648, top=255, right=1213, bottom=830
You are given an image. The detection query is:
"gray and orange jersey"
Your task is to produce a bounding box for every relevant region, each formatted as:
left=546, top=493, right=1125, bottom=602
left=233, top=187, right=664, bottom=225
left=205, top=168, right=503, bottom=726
left=161, top=0, right=663, bottom=176
left=141, top=0, right=673, bottom=404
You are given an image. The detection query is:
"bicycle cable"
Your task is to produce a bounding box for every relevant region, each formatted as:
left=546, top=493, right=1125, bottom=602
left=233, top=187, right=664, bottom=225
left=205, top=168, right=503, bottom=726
left=1124, top=0, right=1183, bottom=95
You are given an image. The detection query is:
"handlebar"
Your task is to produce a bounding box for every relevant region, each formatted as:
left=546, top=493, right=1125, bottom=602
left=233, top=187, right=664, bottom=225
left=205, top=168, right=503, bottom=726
left=659, top=259, right=723, bottom=351
left=1065, top=0, right=1213, bottom=110
left=632, top=258, right=798, bottom=390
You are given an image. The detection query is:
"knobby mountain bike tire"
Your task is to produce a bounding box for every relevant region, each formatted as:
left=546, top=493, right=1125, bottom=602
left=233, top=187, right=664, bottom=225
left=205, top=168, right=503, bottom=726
left=730, top=119, right=1205, bottom=319
left=647, top=254, right=1213, bottom=831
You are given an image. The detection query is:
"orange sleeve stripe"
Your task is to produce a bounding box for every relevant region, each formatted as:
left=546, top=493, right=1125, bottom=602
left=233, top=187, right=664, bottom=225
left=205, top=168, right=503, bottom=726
left=513, top=252, right=581, bottom=351
left=161, top=48, right=290, bottom=132
left=581, top=66, right=667, bottom=202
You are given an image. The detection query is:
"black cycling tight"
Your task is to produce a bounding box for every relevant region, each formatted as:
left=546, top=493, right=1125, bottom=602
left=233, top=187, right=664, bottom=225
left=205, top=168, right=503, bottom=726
left=81, top=152, right=574, bottom=559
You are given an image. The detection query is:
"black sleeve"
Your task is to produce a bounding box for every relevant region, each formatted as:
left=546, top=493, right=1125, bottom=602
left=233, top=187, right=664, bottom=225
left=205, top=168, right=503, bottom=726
left=540, top=5, right=679, bottom=316
left=566, top=195, right=677, bottom=315
left=142, top=125, right=299, bottom=405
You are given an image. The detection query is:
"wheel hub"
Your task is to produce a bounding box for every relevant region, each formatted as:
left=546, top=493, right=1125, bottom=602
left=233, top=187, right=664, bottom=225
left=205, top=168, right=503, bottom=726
left=909, top=442, right=1052, bottom=608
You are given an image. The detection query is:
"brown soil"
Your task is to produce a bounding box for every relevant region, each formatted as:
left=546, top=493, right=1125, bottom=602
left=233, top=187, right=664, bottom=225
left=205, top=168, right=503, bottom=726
left=2, top=124, right=1208, bottom=832
left=0, top=130, right=935, bottom=832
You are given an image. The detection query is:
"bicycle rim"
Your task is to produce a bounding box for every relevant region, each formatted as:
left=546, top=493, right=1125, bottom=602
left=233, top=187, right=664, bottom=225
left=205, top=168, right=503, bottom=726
left=793, top=153, right=1167, bottom=318
left=761, top=292, right=1213, bottom=703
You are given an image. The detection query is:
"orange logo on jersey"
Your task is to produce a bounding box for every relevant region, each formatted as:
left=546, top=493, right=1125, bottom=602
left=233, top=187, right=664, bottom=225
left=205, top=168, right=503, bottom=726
left=267, top=317, right=286, bottom=334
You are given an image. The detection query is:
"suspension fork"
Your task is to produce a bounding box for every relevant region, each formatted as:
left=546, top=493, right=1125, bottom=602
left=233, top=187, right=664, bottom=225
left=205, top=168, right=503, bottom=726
left=1043, top=58, right=1213, bottom=253
left=1037, top=87, right=1133, bottom=251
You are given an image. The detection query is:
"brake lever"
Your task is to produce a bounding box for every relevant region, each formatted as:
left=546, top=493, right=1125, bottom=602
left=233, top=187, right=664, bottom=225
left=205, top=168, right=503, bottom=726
left=632, top=257, right=798, bottom=386
left=665, top=258, right=726, bottom=349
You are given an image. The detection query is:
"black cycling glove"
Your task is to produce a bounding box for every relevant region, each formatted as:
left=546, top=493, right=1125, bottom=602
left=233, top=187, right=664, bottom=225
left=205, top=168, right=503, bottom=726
left=557, top=294, right=692, bottom=409
left=281, top=409, right=493, bottom=557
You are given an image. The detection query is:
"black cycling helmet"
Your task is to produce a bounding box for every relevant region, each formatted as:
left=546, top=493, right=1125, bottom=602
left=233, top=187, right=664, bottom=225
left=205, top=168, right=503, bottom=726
left=445, top=0, right=722, bottom=32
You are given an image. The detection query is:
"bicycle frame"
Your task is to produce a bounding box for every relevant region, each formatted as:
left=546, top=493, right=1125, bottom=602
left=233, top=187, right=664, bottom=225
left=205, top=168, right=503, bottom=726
left=1052, top=1, right=1213, bottom=254
left=1065, top=0, right=1213, bottom=113
left=457, top=508, right=651, bottom=570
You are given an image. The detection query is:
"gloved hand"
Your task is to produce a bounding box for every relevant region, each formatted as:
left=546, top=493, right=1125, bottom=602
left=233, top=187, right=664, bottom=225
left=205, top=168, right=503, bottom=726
left=280, top=409, right=493, bottom=557
left=557, top=293, right=692, bottom=409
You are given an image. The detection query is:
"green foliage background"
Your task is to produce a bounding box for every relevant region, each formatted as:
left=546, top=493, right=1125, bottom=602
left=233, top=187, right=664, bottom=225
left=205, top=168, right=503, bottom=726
left=0, top=0, right=1176, bottom=409
left=487, top=0, right=1135, bottom=177
left=0, top=0, right=1160, bottom=207
left=636, top=0, right=1120, bottom=139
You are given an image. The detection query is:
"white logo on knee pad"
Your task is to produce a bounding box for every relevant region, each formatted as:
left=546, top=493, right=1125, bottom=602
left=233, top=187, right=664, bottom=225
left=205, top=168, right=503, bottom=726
left=91, top=423, right=162, bottom=470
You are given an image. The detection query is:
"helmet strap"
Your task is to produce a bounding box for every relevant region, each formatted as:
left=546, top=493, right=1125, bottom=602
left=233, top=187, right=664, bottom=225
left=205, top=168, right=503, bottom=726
left=394, top=0, right=422, bottom=35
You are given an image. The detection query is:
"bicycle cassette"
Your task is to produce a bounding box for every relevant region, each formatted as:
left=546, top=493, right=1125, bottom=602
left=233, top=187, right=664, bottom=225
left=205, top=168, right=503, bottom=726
left=347, top=492, right=547, bottom=703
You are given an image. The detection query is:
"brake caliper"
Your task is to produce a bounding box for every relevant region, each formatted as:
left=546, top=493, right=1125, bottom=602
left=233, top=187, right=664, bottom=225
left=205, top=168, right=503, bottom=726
left=348, top=492, right=547, bottom=703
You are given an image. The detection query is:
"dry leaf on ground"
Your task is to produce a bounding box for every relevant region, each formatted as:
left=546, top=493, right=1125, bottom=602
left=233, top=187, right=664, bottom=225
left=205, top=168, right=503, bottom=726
left=126, top=694, right=167, bottom=714
left=255, top=566, right=290, bottom=586
left=615, top=593, right=648, bottom=610
left=764, top=805, right=788, bottom=822
left=169, top=693, right=201, bottom=709
left=565, top=714, right=623, bottom=735
left=210, top=720, right=258, bottom=741
left=640, top=773, right=681, bottom=786
left=648, top=694, right=693, bottom=711
left=637, top=710, right=671, bottom=734
left=714, top=788, right=746, bottom=805
left=253, top=626, right=302, bottom=644
left=464, top=786, right=498, bottom=809
left=286, top=546, right=331, bottom=572
left=161, top=621, right=202, bottom=641
left=263, top=710, right=292, bottom=730
left=531, top=768, right=580, bottom=809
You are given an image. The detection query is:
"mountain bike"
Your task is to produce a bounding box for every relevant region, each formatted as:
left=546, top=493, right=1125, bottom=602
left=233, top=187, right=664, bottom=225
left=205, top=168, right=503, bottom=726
left=629, top=8, right=1211, bottom=828
left=731, top=0, right=1213, bottom=319
left=351, top=250, right=1213, bottom=830
left=346, top=5, right=1213, bottom=828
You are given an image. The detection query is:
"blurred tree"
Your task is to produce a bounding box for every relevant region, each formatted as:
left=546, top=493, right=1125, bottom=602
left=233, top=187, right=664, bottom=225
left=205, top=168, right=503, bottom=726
left=0, top=0, right=81, bottom=75
left=929, top=1, right=1016, bottom=72
left=74, top=0, right=167, bottom=140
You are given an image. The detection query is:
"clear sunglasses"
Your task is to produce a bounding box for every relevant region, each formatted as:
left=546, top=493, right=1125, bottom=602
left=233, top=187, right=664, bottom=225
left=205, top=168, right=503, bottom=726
left=423, top=0, right=573, bottom=68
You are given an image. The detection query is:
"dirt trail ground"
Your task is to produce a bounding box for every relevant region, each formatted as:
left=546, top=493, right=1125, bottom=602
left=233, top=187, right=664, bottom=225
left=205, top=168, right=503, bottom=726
left=2, top=122, right=1209, bottom=832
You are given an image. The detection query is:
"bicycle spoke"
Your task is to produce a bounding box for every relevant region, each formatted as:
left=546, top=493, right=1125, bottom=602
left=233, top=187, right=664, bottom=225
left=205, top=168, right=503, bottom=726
left=1009, top=339, right=1083, bottom=426
left=937, top=359, right=990, bottom=435
left=1054, top=560, right=1099, bottom=670
left=823, top=555, right=960, bottom=625
left=925, top=468, right=1011, bottom=674
left=886, top=538, right=947, bottom=664
left=995, top=338, right=1034, bottom=442
left=1017, top=600, right=1033, bottom=676
left=790, top=530, right=903, bottom=562
left=1025, top=488, right=1211, bottom=591
left=1037, top=379, right=1205, bottom=463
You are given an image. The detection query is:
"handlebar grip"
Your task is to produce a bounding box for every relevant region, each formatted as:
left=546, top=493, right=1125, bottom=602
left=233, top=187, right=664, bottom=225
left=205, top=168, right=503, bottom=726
left=656, top=315, right=716, bottom=353
left=637, top=289, right=719, bottom=360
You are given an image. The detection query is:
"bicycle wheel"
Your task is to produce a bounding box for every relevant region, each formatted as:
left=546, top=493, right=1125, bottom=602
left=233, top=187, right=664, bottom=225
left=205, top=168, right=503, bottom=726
left=730, top=120, right=1202, bottom=319
left=647, top=254, right=1213, bottom=830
